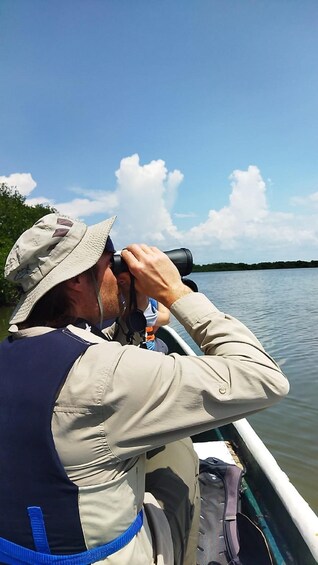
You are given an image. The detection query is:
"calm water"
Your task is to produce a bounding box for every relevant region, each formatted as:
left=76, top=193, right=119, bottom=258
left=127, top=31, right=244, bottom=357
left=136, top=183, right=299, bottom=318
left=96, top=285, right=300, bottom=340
left=1, top=269, right=317, bottom=513
left=169, top=268, right=318, bottom=514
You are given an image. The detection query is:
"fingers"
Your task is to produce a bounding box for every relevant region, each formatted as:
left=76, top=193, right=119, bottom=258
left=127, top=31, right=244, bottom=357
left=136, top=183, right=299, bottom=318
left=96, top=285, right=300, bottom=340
left=120, top=247, right=141, bottom=273
left=123, top=244, right=159, bottom=260
left=121, top=245, right=164, bottom=274
left=119, top=244, right=190, bottom=308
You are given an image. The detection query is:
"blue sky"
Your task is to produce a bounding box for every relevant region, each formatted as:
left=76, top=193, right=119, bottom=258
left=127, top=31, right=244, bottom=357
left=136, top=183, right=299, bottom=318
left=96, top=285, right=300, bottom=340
left=1, top=0, right=318, bottom=264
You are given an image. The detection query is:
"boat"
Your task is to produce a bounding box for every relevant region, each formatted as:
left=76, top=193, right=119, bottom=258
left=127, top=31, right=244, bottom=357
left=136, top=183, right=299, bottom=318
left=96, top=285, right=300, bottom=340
left=157, top=324, right=318, bottom=565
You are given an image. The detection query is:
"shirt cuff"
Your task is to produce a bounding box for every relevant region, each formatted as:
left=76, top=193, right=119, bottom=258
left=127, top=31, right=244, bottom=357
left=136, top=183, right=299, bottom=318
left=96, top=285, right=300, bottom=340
left=170, top=292, right=220, bottom=327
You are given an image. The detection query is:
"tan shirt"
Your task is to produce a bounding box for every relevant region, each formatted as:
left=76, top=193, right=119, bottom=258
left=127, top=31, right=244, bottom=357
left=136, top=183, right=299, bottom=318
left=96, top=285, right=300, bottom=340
left=11, top=292, right=289, bottom=563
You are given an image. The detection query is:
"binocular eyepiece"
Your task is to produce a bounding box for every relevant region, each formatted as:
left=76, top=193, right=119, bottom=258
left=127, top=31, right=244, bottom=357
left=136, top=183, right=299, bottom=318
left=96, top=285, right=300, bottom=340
left=111, top=248, right=193, bottom=277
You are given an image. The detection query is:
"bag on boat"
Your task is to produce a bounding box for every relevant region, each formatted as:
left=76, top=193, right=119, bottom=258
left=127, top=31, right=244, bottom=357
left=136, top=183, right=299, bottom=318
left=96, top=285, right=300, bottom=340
left=197, top=457, right=273, bottom=565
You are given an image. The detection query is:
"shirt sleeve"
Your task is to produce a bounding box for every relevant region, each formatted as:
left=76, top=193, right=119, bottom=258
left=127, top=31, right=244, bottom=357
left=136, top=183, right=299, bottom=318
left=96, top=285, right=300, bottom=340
left=102, top=292, right=289, bottom=460
left=143, top=300, right=158, bottom=327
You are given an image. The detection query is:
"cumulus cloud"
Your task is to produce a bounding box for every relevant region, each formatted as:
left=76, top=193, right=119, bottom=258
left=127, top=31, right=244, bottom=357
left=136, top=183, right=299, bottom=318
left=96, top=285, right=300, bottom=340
left=0, top=172, right=37, bottom=196
left=229, top=166, right=267, bottom=220
left=184, top=165, right=318, bottom=261
left=113, top=154, right=182, bottom=246
left=3, top=156, right=318, bottom=261
left=21, top=154, right=184, bottom=248
left=187, top=166, right=268, bottom=248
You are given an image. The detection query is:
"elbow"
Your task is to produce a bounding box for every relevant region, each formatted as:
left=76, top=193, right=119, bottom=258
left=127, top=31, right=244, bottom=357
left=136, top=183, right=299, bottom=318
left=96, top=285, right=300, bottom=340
left=266, top=369, right=290, bottom=401
left=277, top=374, right=290, bottom=398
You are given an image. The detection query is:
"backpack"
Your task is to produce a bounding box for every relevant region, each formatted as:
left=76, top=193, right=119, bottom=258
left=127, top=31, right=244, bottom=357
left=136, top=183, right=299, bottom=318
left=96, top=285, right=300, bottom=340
left=197, top=457, right=273, bottom=565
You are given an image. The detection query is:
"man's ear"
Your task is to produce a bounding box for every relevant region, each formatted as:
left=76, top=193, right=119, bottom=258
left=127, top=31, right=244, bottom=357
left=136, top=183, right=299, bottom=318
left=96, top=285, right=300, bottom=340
left=64, top=273, right=87, bottom=293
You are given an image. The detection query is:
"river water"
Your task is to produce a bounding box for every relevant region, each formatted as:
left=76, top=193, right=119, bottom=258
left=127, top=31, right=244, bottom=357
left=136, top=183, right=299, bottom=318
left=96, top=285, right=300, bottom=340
left=1, top=268, right=317, bottom=513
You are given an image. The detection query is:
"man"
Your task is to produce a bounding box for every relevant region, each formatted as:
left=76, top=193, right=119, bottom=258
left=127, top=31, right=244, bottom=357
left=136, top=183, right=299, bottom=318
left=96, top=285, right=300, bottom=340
left=143, top=299, right=170, bottom=351
left=0, top=213, right=289, bottom=565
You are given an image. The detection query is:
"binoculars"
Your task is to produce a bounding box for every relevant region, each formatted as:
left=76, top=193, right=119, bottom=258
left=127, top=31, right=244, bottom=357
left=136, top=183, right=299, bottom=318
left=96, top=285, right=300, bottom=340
left=111, top=248, right=193, bottom=277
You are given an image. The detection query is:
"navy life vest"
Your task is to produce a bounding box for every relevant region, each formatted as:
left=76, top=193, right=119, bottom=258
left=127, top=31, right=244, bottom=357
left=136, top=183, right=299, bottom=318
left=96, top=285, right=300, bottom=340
left=0, top=329, right=92, bottom=553
left=0, top=329, right=143, bottom=564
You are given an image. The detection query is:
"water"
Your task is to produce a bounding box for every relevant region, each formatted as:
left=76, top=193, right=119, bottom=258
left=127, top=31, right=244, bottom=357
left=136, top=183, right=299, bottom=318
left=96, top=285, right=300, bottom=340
left=1, top=269, right=317, bottom=513
left=169, top=268, right=318, bottom=514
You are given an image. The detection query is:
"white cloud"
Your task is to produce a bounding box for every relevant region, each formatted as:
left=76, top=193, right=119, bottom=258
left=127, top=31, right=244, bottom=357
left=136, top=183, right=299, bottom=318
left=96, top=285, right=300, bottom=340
left=290, top=191, right=318, bottom=206
left=290, top=196, right=306, bottom=206
left=4, top=157, right=318, bottom=262
left=25, top=196, right=54, bottom=207
left=187, top=165, right=269, bottom=248
left=174, top=212, right=197, bottom=218
left=184, top=166, right=318, bottom=262
left=0, top=172, right=37, bottom=196
left=22, top=154, right=184, bottom=248
left=165, top=169, right=184, bottom=212
left=55, top=193, right=118, bottom=218
left=113, top=154, right=182, bottom=246
left=229, top=166, right=267, bottom=220
left=25, top=187, right=118, bottom=218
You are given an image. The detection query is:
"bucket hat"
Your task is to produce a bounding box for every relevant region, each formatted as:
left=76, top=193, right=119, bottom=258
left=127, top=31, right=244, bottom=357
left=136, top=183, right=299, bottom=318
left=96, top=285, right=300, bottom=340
left=5, top=213, right=116, bottom=325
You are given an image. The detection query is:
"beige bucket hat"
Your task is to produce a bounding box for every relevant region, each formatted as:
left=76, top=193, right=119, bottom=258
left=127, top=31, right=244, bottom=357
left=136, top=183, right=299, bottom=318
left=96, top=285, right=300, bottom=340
left=5, top=213, right=116, bottom=325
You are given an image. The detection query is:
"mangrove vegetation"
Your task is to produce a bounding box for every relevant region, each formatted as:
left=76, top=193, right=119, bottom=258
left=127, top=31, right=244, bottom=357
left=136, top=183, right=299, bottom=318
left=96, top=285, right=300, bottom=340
left=0, top=183, right=55, bottom=306
left=193, top=260, right=318, bottom=272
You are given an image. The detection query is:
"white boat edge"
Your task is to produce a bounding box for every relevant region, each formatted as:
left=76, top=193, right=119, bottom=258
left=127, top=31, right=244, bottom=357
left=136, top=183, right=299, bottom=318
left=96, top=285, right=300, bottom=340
left=163, top=324, right=318, bottom=561
left=233, top=418, right=318, bottom=561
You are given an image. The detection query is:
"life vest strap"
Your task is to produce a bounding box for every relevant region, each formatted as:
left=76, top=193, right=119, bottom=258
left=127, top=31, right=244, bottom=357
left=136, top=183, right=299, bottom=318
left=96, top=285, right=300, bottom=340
left=28, top=507, right=51, bottom=554
left=0, top=510, right=143, bottom=565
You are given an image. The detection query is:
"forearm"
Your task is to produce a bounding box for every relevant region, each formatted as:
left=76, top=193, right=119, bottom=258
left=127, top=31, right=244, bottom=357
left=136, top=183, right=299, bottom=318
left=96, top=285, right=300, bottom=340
left=156, top=302, right=170, bottom=326
left=172, top=292, right=275, bottom=360
left=106, top=293, right=289, bottom=458
left=171, top=292, right=289, bottom=399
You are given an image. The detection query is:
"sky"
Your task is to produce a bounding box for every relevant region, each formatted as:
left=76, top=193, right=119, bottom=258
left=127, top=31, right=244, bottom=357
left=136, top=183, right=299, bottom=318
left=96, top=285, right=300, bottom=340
left=1, top=0, right=318, bottom=265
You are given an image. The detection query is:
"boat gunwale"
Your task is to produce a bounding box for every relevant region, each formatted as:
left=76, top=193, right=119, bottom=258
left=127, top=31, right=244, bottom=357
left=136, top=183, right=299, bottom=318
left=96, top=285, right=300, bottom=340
left=158, top=324, right=318, bottom=564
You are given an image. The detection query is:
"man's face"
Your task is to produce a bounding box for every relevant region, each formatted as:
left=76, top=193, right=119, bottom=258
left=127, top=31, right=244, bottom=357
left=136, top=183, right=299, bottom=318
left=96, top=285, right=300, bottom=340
left=94, top=251, right=124, bottom=321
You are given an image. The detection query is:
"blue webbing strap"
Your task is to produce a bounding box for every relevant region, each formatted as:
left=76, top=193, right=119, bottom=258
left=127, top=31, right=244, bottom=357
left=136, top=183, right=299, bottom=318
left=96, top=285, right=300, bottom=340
left=28, top=507, right=51, bottom=554
left=0, top=510, right=143, bottom=565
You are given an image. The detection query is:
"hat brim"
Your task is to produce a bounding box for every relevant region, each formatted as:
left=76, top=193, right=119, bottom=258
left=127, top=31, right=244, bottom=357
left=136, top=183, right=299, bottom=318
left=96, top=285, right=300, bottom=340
left=9, top=216, right=116, bottom=325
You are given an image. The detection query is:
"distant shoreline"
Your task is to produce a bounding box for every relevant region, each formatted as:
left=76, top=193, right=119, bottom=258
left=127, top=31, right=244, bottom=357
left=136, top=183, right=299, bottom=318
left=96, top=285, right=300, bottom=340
left=192, top=260, right=318, bottom=272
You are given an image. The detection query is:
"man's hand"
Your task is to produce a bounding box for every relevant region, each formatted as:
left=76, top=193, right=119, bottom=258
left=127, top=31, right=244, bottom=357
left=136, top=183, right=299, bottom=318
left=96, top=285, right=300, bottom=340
left=121, top=245, right=192, bottom=309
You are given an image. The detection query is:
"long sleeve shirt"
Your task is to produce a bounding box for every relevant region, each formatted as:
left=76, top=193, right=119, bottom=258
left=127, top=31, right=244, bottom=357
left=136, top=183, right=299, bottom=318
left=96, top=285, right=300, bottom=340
left=9, top=292, right=289, bottom=563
